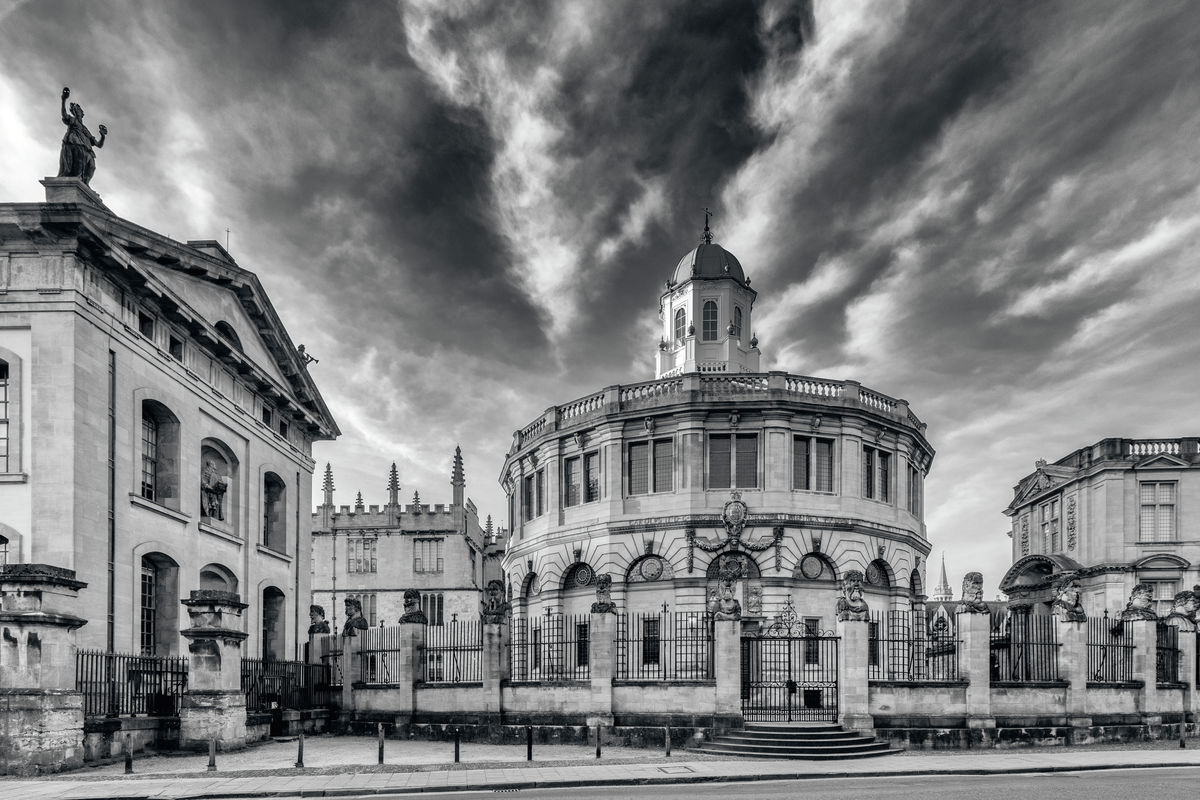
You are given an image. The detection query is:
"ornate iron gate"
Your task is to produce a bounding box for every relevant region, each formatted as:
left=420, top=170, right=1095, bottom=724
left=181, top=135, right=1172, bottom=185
left=741, top=603, right=839, bottom=722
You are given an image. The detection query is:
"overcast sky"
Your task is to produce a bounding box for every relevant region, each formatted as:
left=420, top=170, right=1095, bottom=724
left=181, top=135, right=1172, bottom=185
left=3, top=1, right=1198, bottom=596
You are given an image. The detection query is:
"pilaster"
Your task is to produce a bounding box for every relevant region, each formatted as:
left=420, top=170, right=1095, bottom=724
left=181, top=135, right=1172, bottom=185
left=956, top=610, right=994, bottom=729
left=1056, top=617, right=1091, bottom=730
left=587, top=612, right=615, bottom=726
left=713, top=620, right=741, bottom=718
left=836, top=617, right=872, bottom=732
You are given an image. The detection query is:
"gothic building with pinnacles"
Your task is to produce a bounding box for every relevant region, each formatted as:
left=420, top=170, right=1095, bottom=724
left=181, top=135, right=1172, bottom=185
left=500, top=220, right=936, bottom=633
left=310, top=449, right=506, bottom=630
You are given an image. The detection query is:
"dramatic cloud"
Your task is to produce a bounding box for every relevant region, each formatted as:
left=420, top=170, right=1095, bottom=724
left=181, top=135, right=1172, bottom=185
left=2, top=0, right=1198, bottom=593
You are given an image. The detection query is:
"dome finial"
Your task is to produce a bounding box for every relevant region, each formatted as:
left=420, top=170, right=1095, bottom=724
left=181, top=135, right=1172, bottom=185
left=703, top=207, right=713, bottom=244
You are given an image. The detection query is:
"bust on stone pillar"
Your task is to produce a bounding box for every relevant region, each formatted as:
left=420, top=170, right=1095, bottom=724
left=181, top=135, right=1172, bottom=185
left=1120, top=582, right=1157, bottom=621
left=398, top=588, right=428, bottom=624
left=1051, top=576, right=1086, bottom=623
left=836, top=570, right=870, bottom=622
left=955, top=572, right=989, bottom=615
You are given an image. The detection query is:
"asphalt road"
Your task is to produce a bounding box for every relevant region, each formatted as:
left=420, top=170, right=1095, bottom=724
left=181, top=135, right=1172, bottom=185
left=277, top=766, right=1200, bottom=800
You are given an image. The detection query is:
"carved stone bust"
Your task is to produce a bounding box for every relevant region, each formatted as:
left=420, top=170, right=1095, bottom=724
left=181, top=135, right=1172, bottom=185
left=955, top=571, right=989, bottom=614
left=836, top=570, right=870, bottom=622
left=1050, top=577, right=1086, bottom=622
left=341, top=597, right=369, bottom=637
left=1120, top=582, right=1157, bottom=621
left=481, top=579, right=509, bottom=624
left=308, top=604, right=330, bottom=635
left=1167, top=590, right=1199, bottom=624
left=399, top=588, right=428, bottom=624
left=707, top=558, right=742, bottom=621
left=590, top=574, right=617, bottom=614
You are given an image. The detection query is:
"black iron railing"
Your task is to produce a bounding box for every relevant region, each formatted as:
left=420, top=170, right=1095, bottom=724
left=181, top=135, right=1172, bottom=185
left=1087, top=612, right=1134, bottom=683
left=1156, top=621, right=1181, bottom=684
left=867, top=611, right=959, bottom=682
left=76, top=650, right=188, bottom=718
left=508, top=614, right=591, bottom=681
left=241, top=658, right=331, bottom=711
left=990, top=613, right=1060, bottom=682
left=313, top=633, right=344, bottom=688
left=422, top=620, right=483, bottom=683
left=616, top=612, right=713, bottom=680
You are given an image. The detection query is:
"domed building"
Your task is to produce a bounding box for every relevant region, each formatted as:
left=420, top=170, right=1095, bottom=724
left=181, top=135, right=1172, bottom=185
left=499, top=222, right=935, bottom=631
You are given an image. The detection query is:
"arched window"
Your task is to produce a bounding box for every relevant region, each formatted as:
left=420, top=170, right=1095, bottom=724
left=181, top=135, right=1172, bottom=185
left=200, top=438, right=239, bottom=531
left=214, top=321, right=242, bottom=350
left=262, top=586, right=286, bottom=660
left=0, top=533, right=8, bottom=568
left=263, top=472, right=287, bottom=552
left=673, top=308, right=686, bottom=342
left=199, top=563, right=238, bottom=593
left=732, top=306, right=743, bottom=339
left=141, top=553, right=180, bottom=656
left=141, top=400, right=180, bottom=509
left=702, top=301, right=718, bottom=341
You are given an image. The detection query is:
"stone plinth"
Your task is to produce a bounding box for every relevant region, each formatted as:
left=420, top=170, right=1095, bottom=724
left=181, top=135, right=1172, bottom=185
left=40, top=176, right=108, bottom=210
left=713, top=620, right=741, bottom=717
left=586, top=612, right=615, bottom=727
left=1056, top=617, right=1091, bottom=730
left=837, top=617, right=872, bottom=732
left=482, top=621, right=508, bottom=722
left=179, top=590, right=248, bottom=751
left=0, top=564, right=88, bottom=775
left=956, top=610, right=993, bottom=729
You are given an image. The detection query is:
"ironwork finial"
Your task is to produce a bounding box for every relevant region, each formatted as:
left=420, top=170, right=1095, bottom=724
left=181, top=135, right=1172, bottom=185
left=703, top=208, right=713, bottom=244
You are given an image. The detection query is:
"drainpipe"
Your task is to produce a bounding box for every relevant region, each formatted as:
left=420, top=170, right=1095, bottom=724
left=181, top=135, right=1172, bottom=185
left=106, top=350, right=116, bottom=652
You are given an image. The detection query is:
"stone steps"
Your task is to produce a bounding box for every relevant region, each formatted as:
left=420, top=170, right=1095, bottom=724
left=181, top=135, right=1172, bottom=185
left=697, top=723, right=899, bottom=760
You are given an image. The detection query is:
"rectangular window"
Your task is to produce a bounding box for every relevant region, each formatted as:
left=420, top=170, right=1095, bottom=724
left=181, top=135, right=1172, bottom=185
left=709, top=434, right=759, bottom=489
left=278, top=420, right=289, bottom=439
left=709, top=435, right=731, bottom=488
left=137, top=311, right=154, bottom=339
left=168, top=336, right=183, bottom=361
left=862, top=446, right=892, bottom=502
left=535, top=470, right=544, bottom=517
left=629, top=442, right=649, bottom=494
left=576, top=622, right=590, bottom=667
left=348, top=538, right=378, bottom=573
left=803, top=617, right=822, bottom=665
left=564, top=456, right=582, bottom=507
left=523, top=475, right=535, bottom=521
left=261, top=406, right=273, bottom=426
left=642, top=617, right=661, bottom=666
left=422, top=592, right=445, bottom=625
left=654, top=438, right=674, bottom=492
left=1040, top=499, right=1061, bottom=552
left=793, top=436, right=836, bottom=492
left=140, top=416, right=158, bottom=501
left=414, top=539, right=445, bottom=573
left=349, top=593, right=377, bottom=627
left=584, top=452, right=600, bottom=503
left=734, top=434, right=758, bottom=488
left=1139, top=482, right=1176, bottom=542
left=907, top=464, right=922, bottom=515
left=140, top=564, right=157, bottom=656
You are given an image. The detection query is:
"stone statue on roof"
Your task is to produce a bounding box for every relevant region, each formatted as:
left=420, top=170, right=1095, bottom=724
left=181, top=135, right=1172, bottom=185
left=57, top=88, right=108, bottom=186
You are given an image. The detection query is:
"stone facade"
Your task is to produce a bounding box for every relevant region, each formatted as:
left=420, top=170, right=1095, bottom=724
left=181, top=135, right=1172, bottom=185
left=310, top=455, right=505, bottom=630
left=500, top=228, right=935, bottom=634
left=0, top=178, right=339, bottom=660
left=1001, top=437, right=1200, bottom=615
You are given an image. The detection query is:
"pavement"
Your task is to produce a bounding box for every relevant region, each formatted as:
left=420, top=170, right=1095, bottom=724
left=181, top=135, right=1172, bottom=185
left=5, top=736, right=1200, bottom=800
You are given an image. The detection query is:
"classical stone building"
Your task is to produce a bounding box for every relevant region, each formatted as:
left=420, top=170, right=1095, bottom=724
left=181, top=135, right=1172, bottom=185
left=0, top=179, right=339, bottom=660
left=1001, top=437, right=1200, bottom=616
left=310, top=451, right=505, bottom=629
left=499, top=224, right=936, bottom=627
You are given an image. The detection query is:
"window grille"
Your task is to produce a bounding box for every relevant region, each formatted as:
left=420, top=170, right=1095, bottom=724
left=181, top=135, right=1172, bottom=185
left=793, top=437, right=836, bottom=492
left=629, top=442, right=649, bottom=494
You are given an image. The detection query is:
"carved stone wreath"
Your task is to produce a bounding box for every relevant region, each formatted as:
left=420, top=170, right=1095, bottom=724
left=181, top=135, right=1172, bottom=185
left=865, top=562, right=884, bottom=586
left=1020, top=516, right=1029, bottom=556
left=1066, top=496, right=1077, bottom=550
left=639, top=557, right=663, bottom=581
left=571, top=564, right=595, bottom=587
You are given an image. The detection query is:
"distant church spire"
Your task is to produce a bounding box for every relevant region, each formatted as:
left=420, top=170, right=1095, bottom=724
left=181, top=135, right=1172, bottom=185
left=387, top=462, right=400, bottom=505
left=932, top=554, right=953, bottom=602
left=354, top=491, right=365, bottom=513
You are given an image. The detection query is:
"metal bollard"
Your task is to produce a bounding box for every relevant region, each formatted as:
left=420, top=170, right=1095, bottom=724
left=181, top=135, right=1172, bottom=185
left=595, top=724, right=601, bottom=759
left=207, top=739, right=217, bottom=772
left=124, top=734, right=133, bottom=774
left=378, top=723, right=385, bottom=765
left=526, top=724, right=533, bottom=761
left=454, top=728, right=461, bottom=763
left=295, top=732, right=305, bottom=768
left=664, top=726, right=671, bottom=758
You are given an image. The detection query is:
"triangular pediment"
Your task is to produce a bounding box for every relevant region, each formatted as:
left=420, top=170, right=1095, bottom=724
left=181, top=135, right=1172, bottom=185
left=1133, top=453, right=1189, bottom=469
left=1008, top=463, right=1077, bottom=511
left=142, top=263, right=290, bottom=387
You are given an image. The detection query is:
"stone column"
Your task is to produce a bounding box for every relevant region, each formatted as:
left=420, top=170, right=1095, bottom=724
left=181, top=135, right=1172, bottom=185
left=0, top=564, right=88, bottom=776
left=956, top=610, right=994, bottom=729
left=587, top=612, right=615, bottom=727
left=1056, top=617, right=1090, bottom=732
left=836, top=617, right=872, bottom=732
left=178, top=590, right=248, bottom=751
left=713, top=619, right=741, bottom=723
left=1176, top=626, right=1197, bottom=734
left=341, top=629, right=361, bottom=713
left=482, top=620, right=507, bottom=724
